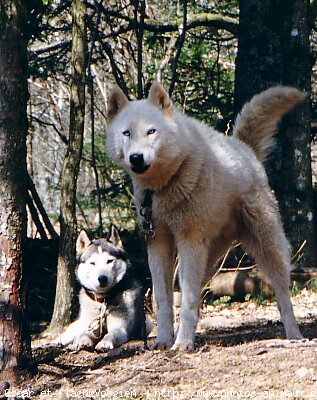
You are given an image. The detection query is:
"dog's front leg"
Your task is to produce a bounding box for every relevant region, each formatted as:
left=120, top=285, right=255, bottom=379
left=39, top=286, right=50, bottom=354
left=148, top=227, right=175, bottom=350
left=55, top=320, right=95, bottom=350
left=172, top=240, right=208, bottom=351
left=95, top=314, right=128, bottom=351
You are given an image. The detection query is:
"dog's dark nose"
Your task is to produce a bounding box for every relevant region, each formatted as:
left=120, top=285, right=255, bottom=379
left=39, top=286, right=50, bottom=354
left=129, top=153, right=150, bottom=174
left=129, top=153, right=144, bottom=167
left=98, top=275, right=108, bottom=287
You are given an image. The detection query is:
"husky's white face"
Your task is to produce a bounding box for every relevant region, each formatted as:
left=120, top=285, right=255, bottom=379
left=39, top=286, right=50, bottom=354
left=106, top=82, right=188, bottom=188
left=107, top=101, right=178, bottom=174
left=76, top=231, right=127, bottom=295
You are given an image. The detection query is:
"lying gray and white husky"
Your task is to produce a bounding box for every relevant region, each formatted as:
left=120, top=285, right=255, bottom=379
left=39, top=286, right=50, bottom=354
left=57, top=227, right=151, bottom=351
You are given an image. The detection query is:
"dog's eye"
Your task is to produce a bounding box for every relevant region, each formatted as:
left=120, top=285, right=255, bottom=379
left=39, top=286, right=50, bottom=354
left=122, top=130, right=131, bottom=137
left=147, top=128, right=156, bottom=135
left=90, top=261, right=95, bottom=266
left=107, top=259, right=114, bottom=264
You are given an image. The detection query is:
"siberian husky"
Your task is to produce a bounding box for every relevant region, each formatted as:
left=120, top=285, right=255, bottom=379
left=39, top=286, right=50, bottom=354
left=106, top=82, right=304, bottom=350
left=57, top=227, right=150, bottom=351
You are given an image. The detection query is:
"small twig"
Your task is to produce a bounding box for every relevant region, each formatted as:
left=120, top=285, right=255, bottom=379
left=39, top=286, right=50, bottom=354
left=156, top=34, right=178, bottom=83
left=100, top=41, right=130, bottom=97
left=107, top=372, right=139, bottom=387
left=31, top=115, right=68, bottom=145
left=173, top=254, right=180, bottom=287
left=211, top=247, right=232, bottom=281
left=201, top=246, right=232, bottom=303
left=91, top=64, right=108, bottom=110
left=291, top=240, right=307, bottom=263
left=76, top=198, right=92, bottom=229
left=236, top=250, right=248, bottom=271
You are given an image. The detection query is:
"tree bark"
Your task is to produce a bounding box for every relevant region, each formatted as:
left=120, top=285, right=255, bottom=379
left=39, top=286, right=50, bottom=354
left=0, top=0, right=32, bottom=380
left=48, top=0, right=87, bottom=334
left=235, top=0, right=317, bottom=267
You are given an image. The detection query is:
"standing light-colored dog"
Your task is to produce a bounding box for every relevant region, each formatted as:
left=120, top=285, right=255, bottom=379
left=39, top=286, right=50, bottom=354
left=106, top=82, right=304, bottom=351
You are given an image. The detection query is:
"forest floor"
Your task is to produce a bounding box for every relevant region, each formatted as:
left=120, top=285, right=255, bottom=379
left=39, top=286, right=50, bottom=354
left=4, top=288, right=317, bottom=400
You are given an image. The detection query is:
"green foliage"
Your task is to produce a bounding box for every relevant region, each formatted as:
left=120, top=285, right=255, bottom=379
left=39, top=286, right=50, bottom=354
left=26, top=0, right=248, bottom=232
left=172, top=29, right=236, bottom=127
left=248, top=291, right=272, bottom=305
left=291, top=279, right=317, bottom=295
left=244, top=293, right=252, bottom=302
left=78, top=131, right=136, bottom=231
left=305, top=278, right=317, bottom=291
left=212, top=295, right=232, bottom=305
left=144, top=3, right=238, bottom=128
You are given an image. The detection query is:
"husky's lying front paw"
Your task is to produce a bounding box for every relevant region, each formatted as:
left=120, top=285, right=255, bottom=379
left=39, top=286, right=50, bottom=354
left=95, top=337, right=115, bottom=351
left=68, top=335, right=95, bottom=351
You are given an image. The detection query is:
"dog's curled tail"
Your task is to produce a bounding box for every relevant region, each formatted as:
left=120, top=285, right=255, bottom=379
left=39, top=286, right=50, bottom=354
left=233, top=86, right=306, bottom=162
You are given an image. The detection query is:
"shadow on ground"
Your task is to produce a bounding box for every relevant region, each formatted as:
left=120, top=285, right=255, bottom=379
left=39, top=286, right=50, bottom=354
left=196, top=319, right=317, bottom=347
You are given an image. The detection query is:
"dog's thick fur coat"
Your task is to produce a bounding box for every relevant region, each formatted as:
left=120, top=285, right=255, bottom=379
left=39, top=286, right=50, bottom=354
left=57, top=229, right=149, bottom=351
left=106, top=83, right=304, bottom=350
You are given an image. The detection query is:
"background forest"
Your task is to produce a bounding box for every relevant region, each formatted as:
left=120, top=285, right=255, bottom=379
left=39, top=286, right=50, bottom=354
left=26, top=0, right=317, bottom=261
left=25, top=0, right=317, bottom=325
left=26, top=0, right=295, bottom=233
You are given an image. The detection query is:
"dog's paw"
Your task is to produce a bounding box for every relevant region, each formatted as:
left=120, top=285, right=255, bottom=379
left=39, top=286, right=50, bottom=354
left=152, top=332, right=174, bottom=351
left=152, top=339, right=174, bottom=351
left=95, top=338, right=115, bottom=352
left=68, top=335, right=94, bottom=351
left=54, top=333, right=74, bottom=348
left=152, top=342, right=169, bottom=351
left=171, top=340, right=195, bottom=352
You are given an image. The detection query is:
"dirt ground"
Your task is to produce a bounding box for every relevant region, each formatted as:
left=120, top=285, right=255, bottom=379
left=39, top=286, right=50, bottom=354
left=3, top=288, right=317, bottom=400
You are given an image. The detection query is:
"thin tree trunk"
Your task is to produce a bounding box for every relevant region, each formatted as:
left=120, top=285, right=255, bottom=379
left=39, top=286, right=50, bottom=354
left=0, top=0, right=32, bottom=380
left=169, top=0, right=188, bottom=97
left=134, top=0, right=145, bottom=99
left=88, top=6, right=103, bottom=236
left=48, top=0, right=87, bottom=334
left=235, top=0, right=317, bottom=267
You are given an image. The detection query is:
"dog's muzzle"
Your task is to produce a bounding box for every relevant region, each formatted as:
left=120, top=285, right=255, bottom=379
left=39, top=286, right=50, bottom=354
left=98, top=275, right=109, bottom=288
left=129, top=153, right=150, bottom=174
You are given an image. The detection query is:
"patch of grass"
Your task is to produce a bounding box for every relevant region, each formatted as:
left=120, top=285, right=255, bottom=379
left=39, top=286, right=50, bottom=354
left=244, top=293, right=252, bottom=302
left=304, top=278, right=317, bottom=292
left=291, top=279, right=317, bottom=297
left=212, top=295, right=232, bottom=306
left=291, top=281, right=304, bottom=296
left=247, top=290, right=273, bottom=305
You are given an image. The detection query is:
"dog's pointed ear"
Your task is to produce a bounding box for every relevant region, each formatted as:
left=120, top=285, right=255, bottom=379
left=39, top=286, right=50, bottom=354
left=108, top=86, right=129, bottom=121
left=108, top=224, right=123, bottom=247
left=148, top=81, right=173, bottom=117
left=76, top=230, right=91, bottom=255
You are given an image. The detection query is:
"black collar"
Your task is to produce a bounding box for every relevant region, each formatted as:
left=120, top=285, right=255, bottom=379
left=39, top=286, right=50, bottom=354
left=84, top=287, right=107, bottom=303
left=140, top=189, right=155, bottom=240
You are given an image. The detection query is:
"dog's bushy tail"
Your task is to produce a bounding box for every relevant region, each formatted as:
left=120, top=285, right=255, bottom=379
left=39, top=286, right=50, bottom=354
left=233, top=86, right=305, bottom=162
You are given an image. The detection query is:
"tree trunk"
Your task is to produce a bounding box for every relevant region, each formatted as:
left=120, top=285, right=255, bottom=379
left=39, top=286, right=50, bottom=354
left=235, top=0, right=317, bottom=268
left=0, top=0, right=32, bottom=380
left=48, top=0, right=87, bottom=334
